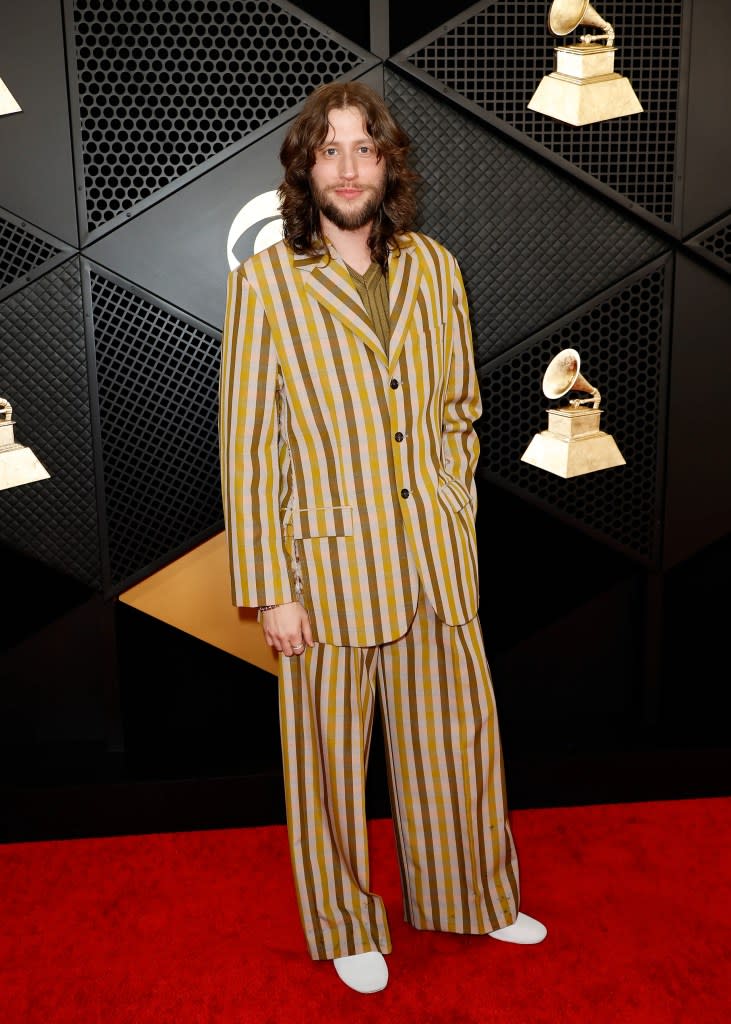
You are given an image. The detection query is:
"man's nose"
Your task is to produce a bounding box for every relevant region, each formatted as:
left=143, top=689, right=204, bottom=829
left=339, top=152, right=357, bottom=179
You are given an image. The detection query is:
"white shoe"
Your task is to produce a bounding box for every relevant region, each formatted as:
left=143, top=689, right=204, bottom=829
left=333, top=951, right=389, bottom=993
left=488, top=912, right=547, bottom=945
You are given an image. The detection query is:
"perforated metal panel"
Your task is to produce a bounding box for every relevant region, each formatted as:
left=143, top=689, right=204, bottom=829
left=0, top=259, right=102, bottom=587
left=385, top=69, right=668, bottom=368
left=0, top=0, right=720, bottom=599
left=399, top=0, right=683, bottom=225
left=89, top=268, right=222, bottom=589
left=479, top=259, right=671, bottom=563
left=0, top=214, right=66, bottom=294
left=687, top=214, right=731, bottom=276
left=71, top=0, right=369, bottom=234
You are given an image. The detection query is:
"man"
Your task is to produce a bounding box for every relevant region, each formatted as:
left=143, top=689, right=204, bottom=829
left=219, top=80, right=546, bottom=994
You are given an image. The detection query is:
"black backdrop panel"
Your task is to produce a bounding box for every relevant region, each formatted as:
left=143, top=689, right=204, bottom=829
left=494, top=575, right=642, bottom=725
left=0, top=0, right=78, bottom=246
left=478, top=257, right=671, bottom=565
left=0, top=258, right=101, bottom=587
left=85, top=65, right=384, bottom=330
left=0, top=0, right=730, bottom=836
left=681, top=0, right=731, bottom=237
left=294, top=0, right=371, bottom=50
left=0, top=0, right=728, bottom=596
left=687, top=212, right=731, bottom=278
left=67, top=0, right=373, bottom=240
left=384, top=69, right=668, bottom=367
left=85, top=121, right=291, bottom=330
left=87, top=264, right=222, bottom=590
left=396, top=0, right=684, bottom=229
left=0, top=209, right=75, bottom=300
left=663, top=253, right=731, bottom=569
left=390, top=1, right=478, bottom=55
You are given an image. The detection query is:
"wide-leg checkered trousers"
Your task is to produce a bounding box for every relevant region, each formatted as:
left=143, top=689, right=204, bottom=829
left=278, top=588, right=520, bottom=960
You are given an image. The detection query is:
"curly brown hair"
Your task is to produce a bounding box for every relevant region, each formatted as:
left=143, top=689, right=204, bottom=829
left=278, top=81, right=420, bottom=270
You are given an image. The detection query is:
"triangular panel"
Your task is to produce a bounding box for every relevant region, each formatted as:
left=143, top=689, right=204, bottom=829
left=394, top=0, right=684, bottom=228
left=0, top=209, right=75, bottom=300
left=0, top=258, right=101, bottom=587
left=87, top=264, right=222, bottom=590
left=478, top=258, right=672, bottom=564
left=0, top=1, right=78, bottom=244
left=385, top=70, right=669, bottom=370
left=67, top=0, right=374, bottom=240
left=686, top=213, right=731, bottom=278
left=84, top=123, right=291, bottom=330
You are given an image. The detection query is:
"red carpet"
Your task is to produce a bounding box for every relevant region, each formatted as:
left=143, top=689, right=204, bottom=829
left=1, top=797, right=729, bottom=1023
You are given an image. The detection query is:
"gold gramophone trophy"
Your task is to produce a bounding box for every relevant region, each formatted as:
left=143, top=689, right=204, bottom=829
left=0, top=75, right=22, bottom=117
left=528, top=0, right=643, bottom=125
left=520, top=349, right=625, bottom=477
left=0, top=397, right=50, bottom=491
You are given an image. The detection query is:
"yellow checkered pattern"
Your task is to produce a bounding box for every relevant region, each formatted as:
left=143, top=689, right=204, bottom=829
left=279, top=586, right=520, bottom=960
left=219, top=233, right=482, bottom=646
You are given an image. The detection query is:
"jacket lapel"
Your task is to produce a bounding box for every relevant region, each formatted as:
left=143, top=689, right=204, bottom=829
left=387, top=239, right=422, bottom=371
left=295, top=250, right=386, bottom=363
left=292, top=236, right=423, bottom=370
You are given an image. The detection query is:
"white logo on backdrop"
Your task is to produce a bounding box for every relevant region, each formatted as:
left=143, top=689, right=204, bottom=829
left=226, top=190, right=284, bottom=270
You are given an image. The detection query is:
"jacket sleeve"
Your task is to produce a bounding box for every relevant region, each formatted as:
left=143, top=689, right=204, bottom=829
left=218, top=267, right=294, bottom=608
left=441, top=256, right=482, bottom=513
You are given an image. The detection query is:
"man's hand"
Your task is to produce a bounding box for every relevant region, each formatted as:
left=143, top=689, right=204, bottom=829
left=260, top=601, right=314, bottom=657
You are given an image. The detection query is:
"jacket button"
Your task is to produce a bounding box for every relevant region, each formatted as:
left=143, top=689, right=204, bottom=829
left=390, top=378, right=399, bottom=389
left=400, top=488, right=410, bottom=499
left=394, top=431, right=404, bottom=442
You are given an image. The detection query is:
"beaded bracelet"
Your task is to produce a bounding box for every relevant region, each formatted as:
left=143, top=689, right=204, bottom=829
left=258, top=604, right=280, bottom=612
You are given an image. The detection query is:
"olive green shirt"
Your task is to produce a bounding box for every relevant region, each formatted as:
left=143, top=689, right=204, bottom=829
left=346, top=261, right=390, bottom=357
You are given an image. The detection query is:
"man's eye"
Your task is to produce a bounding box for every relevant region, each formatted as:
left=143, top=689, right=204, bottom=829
left=324, top=147, right=337, bottom=156
left=359, top=146, right=374, bottom=155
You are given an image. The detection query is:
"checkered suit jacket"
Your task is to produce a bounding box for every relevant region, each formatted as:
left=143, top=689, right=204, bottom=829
left=219, top=232, right=482, bottom=647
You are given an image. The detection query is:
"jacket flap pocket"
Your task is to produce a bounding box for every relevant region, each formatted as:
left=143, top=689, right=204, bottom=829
left=290, top=506, right=353, bottom=539
left=437, top=474, right=472, bottom=515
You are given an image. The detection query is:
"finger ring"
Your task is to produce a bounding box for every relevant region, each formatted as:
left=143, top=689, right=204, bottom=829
left=292, top=643, right=305, bottom=652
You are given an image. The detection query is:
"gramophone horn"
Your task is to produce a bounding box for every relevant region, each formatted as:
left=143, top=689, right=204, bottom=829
left=547, top=0, right=613, bottom=39
left=542, top=348, right=597, bottom=400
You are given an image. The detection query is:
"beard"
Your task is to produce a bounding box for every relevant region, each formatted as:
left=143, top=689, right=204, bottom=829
left=311, top=180, right=387, bottom=231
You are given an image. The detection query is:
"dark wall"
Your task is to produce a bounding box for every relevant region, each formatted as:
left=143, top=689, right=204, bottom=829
left=1, top=1, right=730, bottom=829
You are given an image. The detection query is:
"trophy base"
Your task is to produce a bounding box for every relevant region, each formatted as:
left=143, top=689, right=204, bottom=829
left=521, top=411, right=625, bottom=478
left=0, top=444, right=51, bottom=491
left=528, top=46, right=643, bottom=126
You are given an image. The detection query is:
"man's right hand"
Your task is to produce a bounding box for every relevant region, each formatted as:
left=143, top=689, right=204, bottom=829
left=260, top=601, right=314, bottom=657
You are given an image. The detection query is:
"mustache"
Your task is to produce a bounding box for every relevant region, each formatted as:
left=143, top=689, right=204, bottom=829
left=326, top=184, right=375, bottom=192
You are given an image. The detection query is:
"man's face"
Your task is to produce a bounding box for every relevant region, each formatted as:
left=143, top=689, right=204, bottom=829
left=310, top=106, right=387, bottom=232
